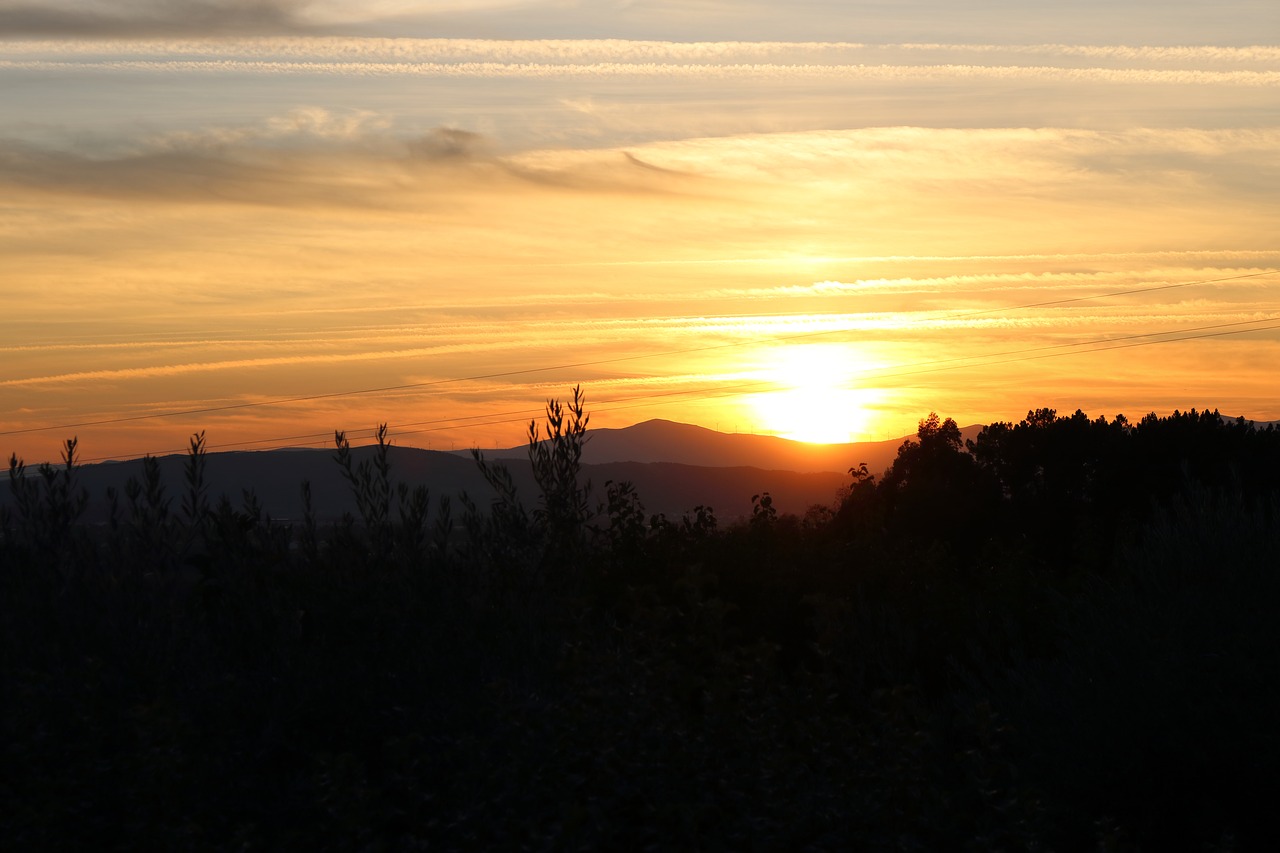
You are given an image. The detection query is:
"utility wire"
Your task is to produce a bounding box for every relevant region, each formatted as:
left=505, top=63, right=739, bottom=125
left=939, top=270, right=1275, bottom=321
left=856, top=313, right=1280, bottom=377
left=68, top=314, right=1280, bottom=464
left=72, top=380, right=777, bottom=464
left=4, top=268, right=1275, bottom=441
left=322, top=316, right=1280, bottom=440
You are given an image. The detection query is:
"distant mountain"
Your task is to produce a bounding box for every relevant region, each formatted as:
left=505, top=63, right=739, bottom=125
left=1, top=446, right=847, bottom=525
left=1, top=420, right=984, bottom=524
left=461, top=418, right=984, bottom=475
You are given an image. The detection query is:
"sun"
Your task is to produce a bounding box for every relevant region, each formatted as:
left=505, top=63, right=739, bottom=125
left=748, top=343, right=877, bottom=444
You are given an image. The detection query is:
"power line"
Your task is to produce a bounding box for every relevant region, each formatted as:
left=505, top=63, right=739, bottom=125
left=871, top=318, right=1280, bottom=383
left=4, top=268, right=1275, bottom=441
left=72, top=380, right=776, bottom=464
left=856, top=313, right=1280, bottom=377
left=306, top=315, right=1280, bottom=441
left=67, top=313, right=1280, bottom=464
left=940, top=269, right=1275, bottom=321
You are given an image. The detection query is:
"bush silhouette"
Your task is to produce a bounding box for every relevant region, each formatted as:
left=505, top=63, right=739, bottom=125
left=4, top=398, right=1280, bottom=848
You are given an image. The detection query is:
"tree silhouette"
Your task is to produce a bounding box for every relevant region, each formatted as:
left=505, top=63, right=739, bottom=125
left=878, top=412, right=998, bottom=563
left=528, top=384, right=593, bottom=555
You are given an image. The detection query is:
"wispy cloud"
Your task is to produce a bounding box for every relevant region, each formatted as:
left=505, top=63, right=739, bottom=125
left=6, top=38, right=1278, bottom=83
left=5, top=57, right=1278, bottom=87
left=897, top=43, right=1280, bottom=64
left=0, top=137, right=382, bottom=207
left=4, top=2, right=1272, bottom=45
left=8, top=298, right=1275, bottom=390
left=727, top=267, right=1280, bottom=298
left=10, top=39, right=1278, bottom=63
left=287, top=0, right=1280, bottom=46
left=0, top=1, right=327, bottom=37
left=0, top=336, right=586, bottom=389
left=4, top=125, right=1278, bottom=299
left=0, top=106, right=711, bottom=208
left=4, top=115, right=1278, bottom=456
left=0, top=115, right=470, bottom=206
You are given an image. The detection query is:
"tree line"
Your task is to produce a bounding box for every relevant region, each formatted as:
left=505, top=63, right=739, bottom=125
left=3, top=394, right=1278, bottom=849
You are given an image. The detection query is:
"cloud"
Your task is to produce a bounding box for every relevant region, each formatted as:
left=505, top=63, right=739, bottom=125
left=0, top=307, right=1192, bottom=389
left=0, top=111, right=497, bottom=206
left=0, top=1, right=332, bottom=37
left=6, top=38, right=1278, bottom=85
left=8, top=39, right=1280, bottom=66
left=4, top=2, right=1272, bottom=44
left=5, top=57, right=1278, bottom=87
left=1, top=38, right=1271, bottom=65
left=8, top=39, right=1276, bottom=164
left=0, top=107, right=712, bottom=209
left=314, top=0, right=1279, bottom=45
left=0, top=334, right=595, bottom=389
left=0, top=137, right=364, bottom=207
left=407, top=127, right=489, bottom=160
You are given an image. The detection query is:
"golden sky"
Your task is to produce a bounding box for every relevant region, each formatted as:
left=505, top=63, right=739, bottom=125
left=3, top=4, right=1279, bottom=462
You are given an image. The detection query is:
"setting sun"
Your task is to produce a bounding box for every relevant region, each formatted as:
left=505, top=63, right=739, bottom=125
left=748, top=344, right=878, bottom=444
left=4, top=6, right=1279, bottom=847
left=1, top=15, right=1277, bottom=465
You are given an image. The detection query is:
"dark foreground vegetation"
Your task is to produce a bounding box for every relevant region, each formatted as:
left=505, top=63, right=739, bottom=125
left=4, top=392, right=1280, bottom=850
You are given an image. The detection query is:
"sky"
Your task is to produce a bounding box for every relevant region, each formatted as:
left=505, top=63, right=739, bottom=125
left=2, top=1, right=1279, bottom=463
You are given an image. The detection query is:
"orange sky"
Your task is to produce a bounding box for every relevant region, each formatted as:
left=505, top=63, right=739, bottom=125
left=3, top=24, right=1279, bottom=463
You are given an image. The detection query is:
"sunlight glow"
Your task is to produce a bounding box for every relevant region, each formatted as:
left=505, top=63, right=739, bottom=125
left=4, top=24, right=1280, bottom=463
left=748, top=343, right=879, bottom=444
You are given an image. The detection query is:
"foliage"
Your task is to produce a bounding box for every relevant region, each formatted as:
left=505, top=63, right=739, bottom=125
left=3, top=399, right=1280, bottom=849
left=6, top=438, right=89, bottom=568
left=527, top=384, right=593, bottom=554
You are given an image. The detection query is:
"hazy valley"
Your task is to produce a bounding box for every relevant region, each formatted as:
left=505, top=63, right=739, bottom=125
left=4, top=419, right=983, bottom=524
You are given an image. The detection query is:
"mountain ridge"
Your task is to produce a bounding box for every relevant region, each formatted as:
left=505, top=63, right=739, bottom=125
left=4, top=447, right=850, bottom=525
left=455, top=417, right=985, bottom=475
left=10, top=414, right=1269, bottom=523
left=4, top=419, right=963, bottom=523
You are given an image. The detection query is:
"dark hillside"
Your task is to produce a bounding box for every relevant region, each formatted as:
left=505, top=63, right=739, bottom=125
left=457, top=417, right=983, bottom=473
left=0, top=446, right=845, bottom=524
left=3, top=404, right=1279, bottom=849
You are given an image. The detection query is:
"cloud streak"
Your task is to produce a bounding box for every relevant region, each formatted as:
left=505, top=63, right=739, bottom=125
left=0, top=1, right=329, bottom=37
left=6, top=122, right=1278, bottom=208
left=5, top=57, right=1278, bottom=87
left=9, top=38, right=1280, bottom=63
left=5, top=1, right=1273, bottom=46
left=8, top=298, right=1276, bottom=390
left=0, top=110, right=718, bottom=211
left=4, top=19, right=1279, bottom=460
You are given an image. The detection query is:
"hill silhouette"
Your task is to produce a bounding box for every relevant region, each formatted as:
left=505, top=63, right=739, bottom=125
left=457, top=417, right=984, bottom=473
left=56, top=449, right=850, bottom=524
left=5, top=405, right=1280, bottom=849
left=4, top=420, right=959, bottom=523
